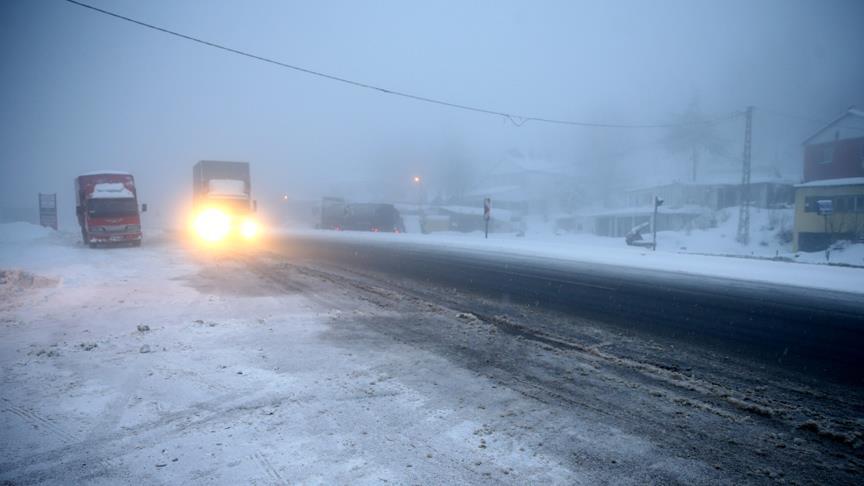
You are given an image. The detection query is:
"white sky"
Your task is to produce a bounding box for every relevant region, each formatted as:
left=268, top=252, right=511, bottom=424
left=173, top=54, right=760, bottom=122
left=1, top=0, right=862, bottom=222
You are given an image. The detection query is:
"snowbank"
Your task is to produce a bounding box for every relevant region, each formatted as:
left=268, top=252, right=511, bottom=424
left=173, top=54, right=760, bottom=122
left=0, top=222, right=58, bottom=243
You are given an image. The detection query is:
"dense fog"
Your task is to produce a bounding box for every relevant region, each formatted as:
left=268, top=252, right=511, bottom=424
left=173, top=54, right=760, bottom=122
left=1, top=0, right=863, bottom=229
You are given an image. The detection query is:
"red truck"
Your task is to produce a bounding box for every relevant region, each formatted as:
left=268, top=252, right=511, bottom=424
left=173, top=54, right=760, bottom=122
left=75, top=172, right=146, bottom=247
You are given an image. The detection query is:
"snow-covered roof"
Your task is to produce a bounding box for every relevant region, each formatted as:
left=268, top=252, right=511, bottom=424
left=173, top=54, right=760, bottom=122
left=707, top=175, right=797, bottom=186
left=795, top=177, right=864, bottom=188
left=208, top=179, right=247, bottom=198
left=435, top=205, right=513, bottom=219
left=623, top=173, right=795, bottom=192
left=583, top=205, right=707, bottom=217
left=621, top=181, right=684, bottom=192
left=463, top=185, right=523, bottom=198
left=79, top=170, right=132, bottom=176
left=488, top=153, right=572, bottom=177
left=90, top=182, right=134, bottom=199
left=802, top=107, right=864, bottom=145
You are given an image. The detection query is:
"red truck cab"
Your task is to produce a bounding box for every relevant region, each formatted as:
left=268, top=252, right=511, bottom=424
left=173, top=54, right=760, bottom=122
left=75, top=172, right=145, bottom=247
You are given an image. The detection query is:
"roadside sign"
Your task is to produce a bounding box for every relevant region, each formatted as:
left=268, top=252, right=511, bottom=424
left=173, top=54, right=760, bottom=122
left=38, top=193, right=58, bottom=230
left=483, top=198, right=491, bottom=239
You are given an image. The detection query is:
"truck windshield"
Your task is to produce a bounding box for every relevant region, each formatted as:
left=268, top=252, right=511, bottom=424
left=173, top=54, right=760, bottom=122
left=87, top=198, right=138, bottom=218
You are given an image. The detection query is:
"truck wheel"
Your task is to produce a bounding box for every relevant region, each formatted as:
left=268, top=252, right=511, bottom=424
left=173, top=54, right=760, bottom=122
left=88, top=242, right=98, bottom=249
left=131, top=241, right=141, bottom=247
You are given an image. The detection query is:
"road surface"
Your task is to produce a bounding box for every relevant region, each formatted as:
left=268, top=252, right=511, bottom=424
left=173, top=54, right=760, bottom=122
left=1, top=233, right=862, bottom=484
left=260, top=233, right=864, bottom=484
left=271, top=233, right=864, bottom=381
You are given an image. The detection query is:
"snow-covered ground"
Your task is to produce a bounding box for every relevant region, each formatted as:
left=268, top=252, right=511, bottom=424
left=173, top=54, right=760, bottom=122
left=0, top=223, right=673, bottom=484
left=525, top=206, right=863, bottom=267
left=651, top=206, right=864, bottom=266
left=2, top=222, right=861, bottom=484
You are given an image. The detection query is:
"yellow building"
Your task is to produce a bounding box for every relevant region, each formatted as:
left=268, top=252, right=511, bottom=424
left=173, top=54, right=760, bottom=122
left=794, top=179, right=864, bottom=251
left=793, top=108, right=864, bottom=252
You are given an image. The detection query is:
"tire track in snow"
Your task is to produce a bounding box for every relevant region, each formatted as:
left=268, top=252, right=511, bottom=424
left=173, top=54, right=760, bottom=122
left=1, top=397, right=123, bottom=479
left=251, top=450, right=285, bottom=485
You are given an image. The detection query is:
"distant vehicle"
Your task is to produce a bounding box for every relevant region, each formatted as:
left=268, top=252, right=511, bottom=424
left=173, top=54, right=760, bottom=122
left=344, top=203, right=404, bottom=232
left=319, top=198, right=403, bottom=233
left=320, top=196, right=347, bottom=230
left=75, top=171, right=146, bottom=248
left=191, top=160, right=259, bottom=243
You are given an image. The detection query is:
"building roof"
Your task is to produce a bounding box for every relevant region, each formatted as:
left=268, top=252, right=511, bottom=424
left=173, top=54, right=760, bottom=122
left=622, top=175, right=795, bottom=193
left=802, top=107, right=864, bottom=145
left=582, top=205, right=707, bottom=218
left=435, top=205, right=513, bottom=219
left=79, top=170, right=132, bottom=176
left=488, top=150, right=572, bottom=177
left=463, top=185, right=524, bottom=200
left=795, top=177, right=864, bottom=188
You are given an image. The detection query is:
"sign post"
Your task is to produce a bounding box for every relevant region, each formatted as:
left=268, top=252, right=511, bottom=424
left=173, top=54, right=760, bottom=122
left=652, top=195, right=663, bottom=251
left=38, top=193, right=58, bottom=230
left=483, top=197, right=491, bottom=239
left=816, top=199, right=833, bottom=261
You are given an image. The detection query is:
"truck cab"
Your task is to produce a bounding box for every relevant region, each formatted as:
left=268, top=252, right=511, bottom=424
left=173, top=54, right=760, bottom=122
left=191, top=160, right=259, bottom=243
left=75, top=172, right=145, bottom=247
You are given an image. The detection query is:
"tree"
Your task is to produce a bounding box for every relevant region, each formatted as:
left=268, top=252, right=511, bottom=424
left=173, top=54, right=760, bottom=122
left=432, top=137, right=476, bottom=203
left=662, top=97, right=728, bottom=182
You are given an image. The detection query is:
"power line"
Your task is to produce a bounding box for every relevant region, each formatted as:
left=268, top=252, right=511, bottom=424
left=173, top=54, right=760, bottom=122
left=64, top=0, right=741, bottom=129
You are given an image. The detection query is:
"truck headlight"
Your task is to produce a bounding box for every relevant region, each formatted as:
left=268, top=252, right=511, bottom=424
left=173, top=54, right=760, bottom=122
left=239, top=218, right=258, bottom=240
left=193, top=208, right=231, bottom=242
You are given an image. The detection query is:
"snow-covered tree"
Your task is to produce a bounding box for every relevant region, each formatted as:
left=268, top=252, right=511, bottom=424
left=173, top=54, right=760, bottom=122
left=662, top=97, right=728, bottom=182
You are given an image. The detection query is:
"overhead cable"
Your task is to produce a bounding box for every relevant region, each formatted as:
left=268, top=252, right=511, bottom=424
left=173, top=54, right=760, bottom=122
left=64, top=0, right=741, bottom=129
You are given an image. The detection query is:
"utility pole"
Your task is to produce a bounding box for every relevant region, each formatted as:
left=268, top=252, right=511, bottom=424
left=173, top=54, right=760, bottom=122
left=736, top=106, right=753, bottom=244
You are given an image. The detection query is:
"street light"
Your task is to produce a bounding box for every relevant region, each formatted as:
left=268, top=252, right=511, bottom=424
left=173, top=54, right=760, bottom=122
left=412, top=176, right=421, bottom=184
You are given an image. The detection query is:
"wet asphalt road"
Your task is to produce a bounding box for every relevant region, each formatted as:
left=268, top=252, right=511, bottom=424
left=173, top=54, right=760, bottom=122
left=269, top=233, right=864, bottom=383
left=249, top=235, right=864, bottom=484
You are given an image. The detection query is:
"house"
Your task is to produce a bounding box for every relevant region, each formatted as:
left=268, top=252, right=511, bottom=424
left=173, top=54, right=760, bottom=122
left=622, top=176, right=794, bottom=211
left=793, top=107, right=864, bottom=251
left=588, top=205, right=707, bottom=238
left=585, top=172, right=794, bottom=238
left=435, top=205, right=516, bottom=233
left=459, top=150, right=575, bottom=215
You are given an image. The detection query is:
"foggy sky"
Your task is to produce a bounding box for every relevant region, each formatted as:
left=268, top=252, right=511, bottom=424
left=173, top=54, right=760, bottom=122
left=1, top=0, right=863, bottom=227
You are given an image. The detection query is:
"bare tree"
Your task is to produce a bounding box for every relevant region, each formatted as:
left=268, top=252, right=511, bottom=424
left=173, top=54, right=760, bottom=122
left=662, top=97, right=728, bottom=182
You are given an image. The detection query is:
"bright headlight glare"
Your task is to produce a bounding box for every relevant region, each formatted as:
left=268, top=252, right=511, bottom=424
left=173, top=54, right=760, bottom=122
left=239, top=219, right=258, bottom=239
left=193, top=208, right=231, bottom=242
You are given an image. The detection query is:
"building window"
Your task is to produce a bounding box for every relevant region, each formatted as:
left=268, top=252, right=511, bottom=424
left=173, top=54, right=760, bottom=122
left=835, top=196, right=848, bottom=213
left=804, top=196, right=822, bottom=213
left=804, top=196, right=864, bottom=213
left=815, top=145, right=834, bottom=165
left=807, top=195, right=864, bottom=213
